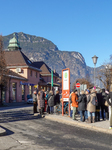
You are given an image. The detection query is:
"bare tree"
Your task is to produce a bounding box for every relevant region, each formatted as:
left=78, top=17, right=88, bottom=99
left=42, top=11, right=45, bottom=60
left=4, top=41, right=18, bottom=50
left=0, top=35, right=9, bottom=105
left=72, top=78, right=93, bottom=90
left=96, top=56, right=112, bottom=90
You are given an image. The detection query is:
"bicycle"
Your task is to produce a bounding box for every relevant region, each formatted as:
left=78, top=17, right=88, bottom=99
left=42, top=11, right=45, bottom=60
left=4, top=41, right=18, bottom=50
left=55, top=104, right=62, bottom=114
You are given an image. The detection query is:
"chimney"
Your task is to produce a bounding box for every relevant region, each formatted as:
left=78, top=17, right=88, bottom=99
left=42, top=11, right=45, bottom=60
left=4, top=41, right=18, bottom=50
left=54, top=69, right=56, bottom=73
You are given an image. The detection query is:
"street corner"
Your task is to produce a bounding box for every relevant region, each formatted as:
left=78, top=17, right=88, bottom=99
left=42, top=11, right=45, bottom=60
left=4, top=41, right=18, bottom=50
left=0, top=126, right=7, bottom=136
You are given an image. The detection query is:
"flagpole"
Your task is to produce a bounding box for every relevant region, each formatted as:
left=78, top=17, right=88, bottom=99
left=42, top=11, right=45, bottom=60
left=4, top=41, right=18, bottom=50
left=51, top=70, right=53, bottom=91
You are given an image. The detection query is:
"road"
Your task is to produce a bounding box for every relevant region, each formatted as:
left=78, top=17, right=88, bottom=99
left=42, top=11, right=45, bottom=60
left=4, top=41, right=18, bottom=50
left=0, top=105, right=112, bottom=150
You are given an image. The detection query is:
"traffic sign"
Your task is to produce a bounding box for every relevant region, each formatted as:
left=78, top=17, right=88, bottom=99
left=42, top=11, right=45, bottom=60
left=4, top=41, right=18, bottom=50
left=76, top=83, right=80, bottom=88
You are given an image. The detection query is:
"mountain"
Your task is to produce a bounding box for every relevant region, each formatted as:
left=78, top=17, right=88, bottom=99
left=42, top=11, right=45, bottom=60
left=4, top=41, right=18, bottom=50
left=3, top=32, right=95, bottom=86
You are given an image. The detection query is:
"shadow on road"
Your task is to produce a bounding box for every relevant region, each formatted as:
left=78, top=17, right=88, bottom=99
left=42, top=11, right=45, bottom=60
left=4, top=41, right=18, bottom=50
left=0, top=102, right=33, bottom=111
left=0, top=109, right=43, bottom=123
left=0, top=125, right=14, bottom=136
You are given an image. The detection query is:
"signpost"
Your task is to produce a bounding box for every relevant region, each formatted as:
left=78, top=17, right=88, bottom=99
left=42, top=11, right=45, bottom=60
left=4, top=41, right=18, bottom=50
left=51, top=70, right=53, bottom=90
left=62, top=68, right=70, bottom=116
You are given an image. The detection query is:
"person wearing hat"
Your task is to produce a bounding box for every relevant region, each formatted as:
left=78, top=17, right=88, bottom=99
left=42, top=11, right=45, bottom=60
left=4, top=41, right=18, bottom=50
left=71, top=89, right=78, bottom=120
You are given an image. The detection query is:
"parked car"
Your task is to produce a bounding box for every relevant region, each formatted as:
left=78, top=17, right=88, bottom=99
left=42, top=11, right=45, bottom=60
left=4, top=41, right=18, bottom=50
left=27, top=98, right=33, bottom=104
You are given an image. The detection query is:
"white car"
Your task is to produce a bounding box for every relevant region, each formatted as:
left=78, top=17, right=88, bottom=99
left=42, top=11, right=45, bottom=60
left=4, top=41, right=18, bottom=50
left=27, top=98, right=33, bottom=104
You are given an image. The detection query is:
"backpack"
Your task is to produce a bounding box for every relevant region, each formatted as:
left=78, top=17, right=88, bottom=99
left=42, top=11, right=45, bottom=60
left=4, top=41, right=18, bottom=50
left=91, top=96, right=98, bottom=106
left=48, top=95, right=53, bottom=106
left=69, top=95, right=72, bottom=104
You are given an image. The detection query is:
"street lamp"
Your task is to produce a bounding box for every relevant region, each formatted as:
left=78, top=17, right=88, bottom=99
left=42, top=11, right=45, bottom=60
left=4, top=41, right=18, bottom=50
left=92, top=55, right=98, bottom=86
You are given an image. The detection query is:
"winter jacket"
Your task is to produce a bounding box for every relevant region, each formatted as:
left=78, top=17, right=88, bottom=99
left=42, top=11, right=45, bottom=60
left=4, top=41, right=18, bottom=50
left=87, top=92, right=96, bottom=112
left=48, top=94, right=55, bottom=107
left=37, top=94, right=41, bottom=109
left=40, top=91, right=45, bottom=108
left=96, top=92, right=102, bottom=109
left=101, top=90, right=107, bottom=105
left=54, top=93, right=60, bottom=105
left=33, top=93, right=37, bottom=102
left=71, top=93, right=78, bottom=108
left=77, top=94, right=87, bottom=111
left=107, top=92, right=112, bottom=107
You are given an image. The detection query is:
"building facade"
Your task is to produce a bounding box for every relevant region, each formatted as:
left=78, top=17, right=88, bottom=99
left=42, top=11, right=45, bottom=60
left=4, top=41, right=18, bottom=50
left=2, top=34, right=60, bottom=103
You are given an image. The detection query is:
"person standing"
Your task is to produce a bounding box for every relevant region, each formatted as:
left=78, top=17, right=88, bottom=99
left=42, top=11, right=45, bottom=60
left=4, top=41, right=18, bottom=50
left=95, top=90, right=102, bottom=121
left=40, top=88, right=45, bottom=117
left=48, top=91, right=55, bottom=114
left=101, top=89, right=109, bottom=120
left=54, top=90, right=60, bottom=114
left=87, top=89, right=96, bottom=123
left=107, top=91, right=112, bottom=129
left=71, top=89, right=78, bottom=120
left=33, top=90, right=37, bottom=115
left=85, top=89, right=90, bottom=121
left=37, top=91, right=41, bottom=115
left=77, top=90, right=87, bottom=122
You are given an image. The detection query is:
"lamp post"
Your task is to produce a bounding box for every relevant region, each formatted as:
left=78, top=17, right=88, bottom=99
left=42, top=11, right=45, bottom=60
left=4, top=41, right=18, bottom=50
left=92, top=55, right=98, bottom=86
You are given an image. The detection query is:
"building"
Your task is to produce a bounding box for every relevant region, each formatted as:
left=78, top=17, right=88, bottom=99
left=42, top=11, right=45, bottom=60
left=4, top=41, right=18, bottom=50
left=2, top=33, right=61, bottom=103
left=3, top=34, right=41, bottom=103
left=32, top=61, right=60, bottom=92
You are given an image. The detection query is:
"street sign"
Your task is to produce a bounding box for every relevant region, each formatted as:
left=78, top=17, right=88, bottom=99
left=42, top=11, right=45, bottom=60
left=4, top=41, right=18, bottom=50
left=76, top=83, right=80, bottom=88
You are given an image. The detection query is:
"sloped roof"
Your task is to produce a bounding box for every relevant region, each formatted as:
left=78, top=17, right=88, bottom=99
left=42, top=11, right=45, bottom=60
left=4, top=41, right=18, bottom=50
left=4, top=51, right=41, bottom=72
left=32, top=61, right=59, bottom=77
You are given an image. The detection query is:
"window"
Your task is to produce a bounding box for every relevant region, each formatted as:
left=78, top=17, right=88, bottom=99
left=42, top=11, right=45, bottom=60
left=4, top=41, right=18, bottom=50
left=29, top=86, right=33, bottom=97
left=35, top=72, right=37, bottom=78
left=30, top=70, right=32, bottom=76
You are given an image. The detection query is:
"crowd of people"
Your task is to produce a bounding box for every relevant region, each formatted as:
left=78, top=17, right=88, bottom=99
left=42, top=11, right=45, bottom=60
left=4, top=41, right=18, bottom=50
left=70, top=88, right=112, bottom=129
left=32, top=87, right=112, bottom=129
left=33, top=88, right=60, bottom=117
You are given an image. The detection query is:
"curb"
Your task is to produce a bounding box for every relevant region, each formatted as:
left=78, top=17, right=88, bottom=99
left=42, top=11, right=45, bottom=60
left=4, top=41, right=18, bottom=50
left=45, top=115, right=112, bottom=135
left=0, top=127, right=7, bottom=136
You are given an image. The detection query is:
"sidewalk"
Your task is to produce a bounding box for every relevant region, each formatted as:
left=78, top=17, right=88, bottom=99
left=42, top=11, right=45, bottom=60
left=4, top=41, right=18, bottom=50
left=45, top=114, right=112, bottom=134
left=0, top=126, right=6, bottom=136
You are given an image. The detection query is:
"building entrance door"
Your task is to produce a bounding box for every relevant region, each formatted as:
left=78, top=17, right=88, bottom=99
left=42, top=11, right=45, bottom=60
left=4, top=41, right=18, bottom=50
left=12, top=83, right=17, bottom=102
left=22, top=85, right=25, bottom=101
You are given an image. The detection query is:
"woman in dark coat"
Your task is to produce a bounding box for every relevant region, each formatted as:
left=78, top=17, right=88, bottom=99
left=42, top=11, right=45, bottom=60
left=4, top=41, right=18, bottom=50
left=48, top=91, right=55, bottom=114
left=54, top=90, right=60, bottom=114
left=77, top=90, right=87, bottom=122
left=40, top=88, right=45, bottom=116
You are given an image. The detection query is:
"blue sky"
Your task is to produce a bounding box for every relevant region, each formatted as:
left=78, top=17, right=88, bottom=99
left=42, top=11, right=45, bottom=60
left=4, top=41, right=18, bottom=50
left=0, top=0, right=112, bottom=67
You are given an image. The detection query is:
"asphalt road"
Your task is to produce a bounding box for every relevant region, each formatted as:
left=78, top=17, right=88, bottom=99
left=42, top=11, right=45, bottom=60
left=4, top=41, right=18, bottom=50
left=0, top=106, right=112, bottom=150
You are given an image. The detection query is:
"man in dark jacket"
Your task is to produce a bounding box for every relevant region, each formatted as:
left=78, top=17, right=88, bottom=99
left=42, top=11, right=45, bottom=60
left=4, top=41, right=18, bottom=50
left=96, top=91, right=102, bottom=121
left=33, top=90, right=37, bottom=115
left=54, top=91, right=60, bottom=114
left=77, top=90, right=87, bottom=122
left=101, top=89, right=109, bottom=120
